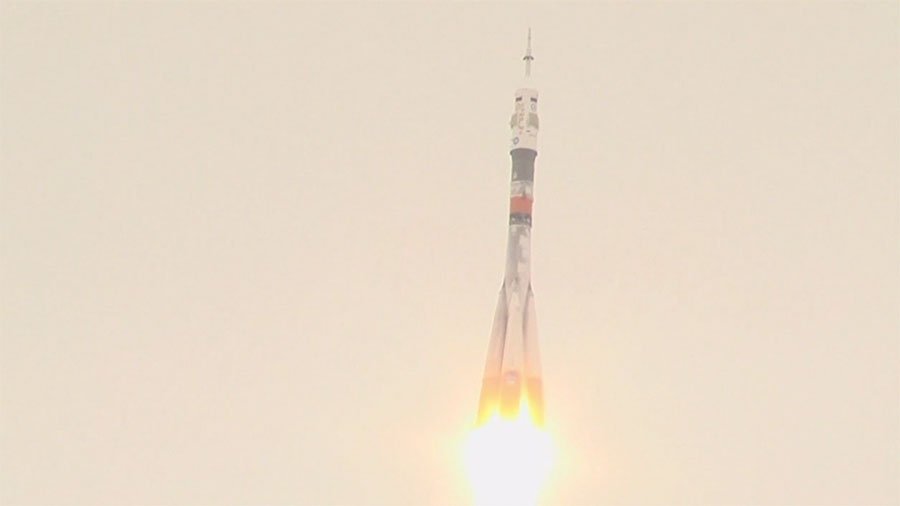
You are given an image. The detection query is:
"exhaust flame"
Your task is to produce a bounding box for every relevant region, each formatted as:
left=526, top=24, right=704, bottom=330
left=463, top=396, right=554, bottom=506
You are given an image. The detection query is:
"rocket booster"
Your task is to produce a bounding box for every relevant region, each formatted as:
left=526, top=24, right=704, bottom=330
left=476, top=30, right=544, bottom=427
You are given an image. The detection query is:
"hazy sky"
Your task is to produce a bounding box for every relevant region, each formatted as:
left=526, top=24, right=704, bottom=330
left=2, top=2, right=898, bottom=505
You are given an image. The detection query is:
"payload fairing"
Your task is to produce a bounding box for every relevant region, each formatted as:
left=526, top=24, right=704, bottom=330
left=476, top=30, right=544, bottom=427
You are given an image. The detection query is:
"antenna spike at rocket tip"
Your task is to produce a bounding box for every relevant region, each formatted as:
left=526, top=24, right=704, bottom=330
left=523, top=28, right=534, bottom=78
left=527, top=27, right=532, bottom=56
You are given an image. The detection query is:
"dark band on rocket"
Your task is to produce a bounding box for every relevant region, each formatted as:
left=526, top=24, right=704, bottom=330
left=509, top=213, right=532, bottom=226
left=510, top=148, right=537, bottom=182
left=509, top=148, right=536, bottom=226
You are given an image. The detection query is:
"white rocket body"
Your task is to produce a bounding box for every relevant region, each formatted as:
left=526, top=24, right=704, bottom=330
left=476, top=32, right=544, bottom=426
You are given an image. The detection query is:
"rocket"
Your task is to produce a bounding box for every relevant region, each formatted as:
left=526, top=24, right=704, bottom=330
left=476, top=30, right=544, bottom=427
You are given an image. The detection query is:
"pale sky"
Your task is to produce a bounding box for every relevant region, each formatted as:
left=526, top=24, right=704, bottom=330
left=1, top=2, right=898, bottom=505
